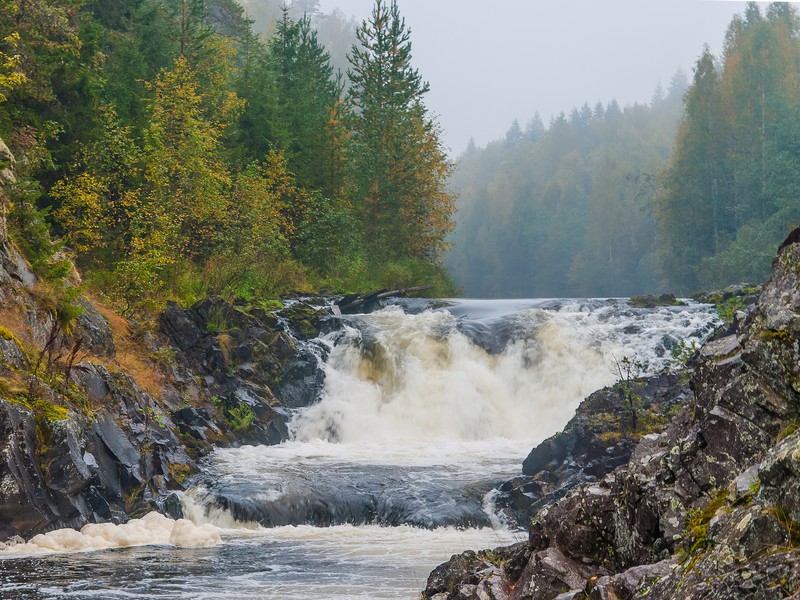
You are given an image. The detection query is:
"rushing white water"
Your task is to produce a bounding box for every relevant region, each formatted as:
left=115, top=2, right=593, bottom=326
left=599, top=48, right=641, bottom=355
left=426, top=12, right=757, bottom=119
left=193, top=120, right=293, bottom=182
left=292, top=299, right=717, bottom=445
left=0, top=298, right=719, bottom=599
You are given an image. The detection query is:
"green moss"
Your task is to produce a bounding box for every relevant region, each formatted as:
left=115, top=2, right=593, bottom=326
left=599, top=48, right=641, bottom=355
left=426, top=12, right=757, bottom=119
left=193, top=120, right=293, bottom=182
left=777, top=420, right=800, bottom=441
left=760, top=329, right=794, bottom=344
left=630, top=294, right=686, bottom=308
left=31, top=399, right=69, bottom=420
left=0, top=325, right=20, bottom=344
left=683, top=489, right=729, bottom=561
left=168, top=462, right=192, bottom=486
left=256, top=299, right=283, bottom=311
left=478, top=549, right=510, bottom=567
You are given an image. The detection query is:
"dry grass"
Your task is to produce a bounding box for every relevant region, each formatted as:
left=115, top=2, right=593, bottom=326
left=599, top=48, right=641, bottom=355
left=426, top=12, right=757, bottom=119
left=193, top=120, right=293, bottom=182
left=0, top=300, right=34, bottom=347
left=0, top=285, right=165, bottom=399
left=85, top=292, right=165, bottom=398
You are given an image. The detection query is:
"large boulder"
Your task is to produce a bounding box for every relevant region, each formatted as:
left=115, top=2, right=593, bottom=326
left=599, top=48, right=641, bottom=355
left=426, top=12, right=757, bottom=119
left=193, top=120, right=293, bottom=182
left=0, top=362, right=196, bottom=539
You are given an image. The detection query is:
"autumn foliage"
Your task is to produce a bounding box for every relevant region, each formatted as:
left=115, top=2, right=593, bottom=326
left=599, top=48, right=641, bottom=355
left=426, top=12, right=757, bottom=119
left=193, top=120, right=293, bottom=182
left=0, top=0, right=456, bottom=312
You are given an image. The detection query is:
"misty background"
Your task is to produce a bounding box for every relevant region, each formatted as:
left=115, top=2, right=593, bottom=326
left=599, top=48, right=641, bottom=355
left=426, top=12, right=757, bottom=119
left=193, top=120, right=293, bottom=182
left=313, top=0, right=744, bottom=154
left=239, top=0, right=790, bottom=298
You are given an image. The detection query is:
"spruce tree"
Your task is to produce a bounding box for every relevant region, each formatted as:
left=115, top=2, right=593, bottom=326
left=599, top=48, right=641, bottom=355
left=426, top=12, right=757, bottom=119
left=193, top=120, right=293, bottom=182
left=346, top=0, right=453, bottom=262
left=270, top=9, right=344, bottom=196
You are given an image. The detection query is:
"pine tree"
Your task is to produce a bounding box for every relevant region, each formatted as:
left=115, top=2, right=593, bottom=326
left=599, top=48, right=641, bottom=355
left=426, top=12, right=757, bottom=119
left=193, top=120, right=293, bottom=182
left=346, top=0, right=453, bottom=262
left=656, top=47, right=726, bottom=290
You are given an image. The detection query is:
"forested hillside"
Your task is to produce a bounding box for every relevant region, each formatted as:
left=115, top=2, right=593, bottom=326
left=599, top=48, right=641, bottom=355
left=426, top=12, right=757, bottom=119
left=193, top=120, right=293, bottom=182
left=658, top=3, right=800, bottom=292
left=450, top=2, right=800, bottom=298
left=0, top=0, right=454, bottom=317
left=448, top=77, right=686, bottom=298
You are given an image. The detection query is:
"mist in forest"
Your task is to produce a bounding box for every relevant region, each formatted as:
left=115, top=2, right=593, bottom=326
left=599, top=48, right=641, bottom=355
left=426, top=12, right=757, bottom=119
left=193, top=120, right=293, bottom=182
left=309, top=0, right=745, bottom=153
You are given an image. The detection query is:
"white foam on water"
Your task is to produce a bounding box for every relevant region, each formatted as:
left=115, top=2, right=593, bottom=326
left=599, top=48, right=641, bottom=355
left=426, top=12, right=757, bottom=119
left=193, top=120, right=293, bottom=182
left=0, top=511, right=221, bottom=557
left=206, top=437, right=529, bottom=473
left=290, top=302, right=717, bottom=446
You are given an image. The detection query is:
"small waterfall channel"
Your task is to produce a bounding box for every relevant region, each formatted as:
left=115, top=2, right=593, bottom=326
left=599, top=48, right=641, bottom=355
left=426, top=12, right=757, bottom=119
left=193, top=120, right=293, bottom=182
left=0, top=298, right=718, bottom=599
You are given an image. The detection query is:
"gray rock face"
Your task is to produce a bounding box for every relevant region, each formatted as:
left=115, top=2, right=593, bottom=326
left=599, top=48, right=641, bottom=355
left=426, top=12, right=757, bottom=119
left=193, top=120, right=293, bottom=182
left=0, top=363, right=195, bottom=538
left=0, top=335, right=26, bottom=370
left=424, top=228, right=800, bottom=600
left=73, top=298, right=115, bottom=358
left=491, top=371, right=689, bottom=530
left=159, top=297, right=332, bottom=446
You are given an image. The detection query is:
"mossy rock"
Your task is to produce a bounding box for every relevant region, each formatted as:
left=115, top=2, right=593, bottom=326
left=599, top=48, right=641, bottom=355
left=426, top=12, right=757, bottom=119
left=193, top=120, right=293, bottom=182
left=278, top=303, right=325, bottom=340
left=629, top=294, right=686, bottom=308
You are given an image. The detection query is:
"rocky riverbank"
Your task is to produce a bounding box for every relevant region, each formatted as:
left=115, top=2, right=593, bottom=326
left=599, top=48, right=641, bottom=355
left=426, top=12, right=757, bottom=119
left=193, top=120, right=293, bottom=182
left=422, top=232, right=800, bottom=599
left=0, top=244, right=335, bottom=540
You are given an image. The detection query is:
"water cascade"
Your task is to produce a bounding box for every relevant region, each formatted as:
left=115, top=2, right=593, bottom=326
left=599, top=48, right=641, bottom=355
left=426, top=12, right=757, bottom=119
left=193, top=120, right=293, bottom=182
left=0, top=298, right=718, bottom=599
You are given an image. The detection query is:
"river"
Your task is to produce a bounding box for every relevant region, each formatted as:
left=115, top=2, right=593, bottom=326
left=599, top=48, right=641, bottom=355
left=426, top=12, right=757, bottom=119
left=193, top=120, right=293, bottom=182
left=0, top=298, right=718, bottom=599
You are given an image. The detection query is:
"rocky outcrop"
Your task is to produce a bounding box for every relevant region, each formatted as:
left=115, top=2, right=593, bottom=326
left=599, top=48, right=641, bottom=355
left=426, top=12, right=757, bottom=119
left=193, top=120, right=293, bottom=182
left=0, top=267, right=334, bottom=538
left=424, top=228, right=800, bottom=600
left=629, top=293, right=686, bottom=308
left=496, top=371, right=689, bottom=527
left=691, top=283, right=762, bottom=307
left=158, top=297, right=332, bottom=446
left=0, top=365, right=193, bottom=539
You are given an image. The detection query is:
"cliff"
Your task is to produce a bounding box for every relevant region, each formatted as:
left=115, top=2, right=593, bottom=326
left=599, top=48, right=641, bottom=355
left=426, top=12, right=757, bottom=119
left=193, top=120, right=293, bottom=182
left=423, top=229, right=800, bottom=600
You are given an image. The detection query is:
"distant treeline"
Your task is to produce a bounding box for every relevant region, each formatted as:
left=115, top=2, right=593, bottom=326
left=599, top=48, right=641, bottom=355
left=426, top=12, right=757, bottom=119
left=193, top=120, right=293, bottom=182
left=449, top=2, right=800, bottom=297
left=449, top=81, right=685, bottom=297
left=0, top=0, right=454, bottom=314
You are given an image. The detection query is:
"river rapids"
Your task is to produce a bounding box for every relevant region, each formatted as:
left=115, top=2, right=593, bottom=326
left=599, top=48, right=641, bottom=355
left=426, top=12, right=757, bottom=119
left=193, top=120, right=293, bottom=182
left=0, top=298, right=718, bottom=599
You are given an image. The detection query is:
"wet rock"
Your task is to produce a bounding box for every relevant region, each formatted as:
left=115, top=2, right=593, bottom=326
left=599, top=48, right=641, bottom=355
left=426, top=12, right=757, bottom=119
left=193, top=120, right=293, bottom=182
left=160, top=492, right=184, bottom=520
left=509, top=547, right=594, bottom=600
left=172, top=407, right=220, bottom=441
left=497, top=371, right=688, bottom=528
left=423, top=549, right=505, bottom=599
left=158, top=297, right=333, bottom=447
left=587, top=559, right=676, bottom=600
left=161, top=301, right=203, bottom=356
left=691, top=284, right=761, bottom=307
left=274, top=342, right=327, bottom=408
left=629, top=294, right=686, bottom=308
left=278, top=302, right=328, bottom=340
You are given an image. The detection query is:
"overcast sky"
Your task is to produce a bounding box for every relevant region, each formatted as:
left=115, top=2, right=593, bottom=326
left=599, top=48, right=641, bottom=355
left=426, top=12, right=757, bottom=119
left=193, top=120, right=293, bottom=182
left=316, top=0, right=751, bottom=155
